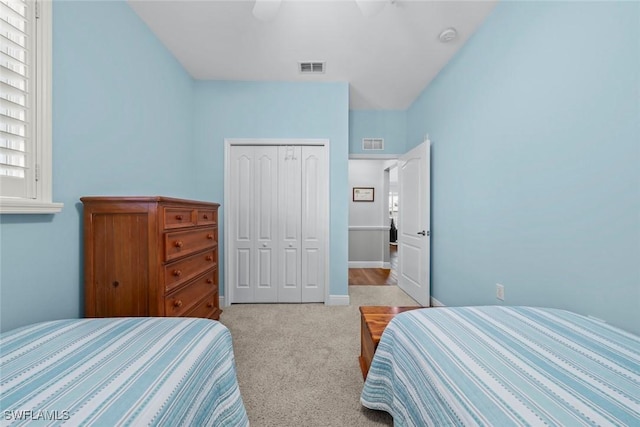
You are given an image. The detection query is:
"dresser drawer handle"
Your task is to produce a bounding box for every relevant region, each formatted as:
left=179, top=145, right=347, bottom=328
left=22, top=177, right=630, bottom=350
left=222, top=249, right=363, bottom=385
left=206, top=278, right=213, bottom=284
left=206, top=234, right=214, bottom=240
left=175, top=214, right=183, bottom=220
left=173, top=300, right=183, bottom=308
left=207, top=302, right=214, bottom=308
left=112, top=281, right=120, bottom=288
left=203, top=214, right=209, bottom=219
left=174, top=240, right=183, bottom=248
left=173, top=269, right=182, bottom=277
left=205, top=255, right=213, bottom=261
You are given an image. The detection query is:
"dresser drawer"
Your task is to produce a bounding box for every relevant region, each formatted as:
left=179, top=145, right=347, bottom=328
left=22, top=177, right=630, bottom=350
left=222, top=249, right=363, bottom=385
left=164, top=227, right=216, bottom=261
left=165, top=272, right=216, bottom=316
left=164, top=250, right=216, bottom=292
left=184, top=292, right=218, bottom=319
left=196, top=208, right=217, bottom=226
left=163, top=207, right=196, bottom=229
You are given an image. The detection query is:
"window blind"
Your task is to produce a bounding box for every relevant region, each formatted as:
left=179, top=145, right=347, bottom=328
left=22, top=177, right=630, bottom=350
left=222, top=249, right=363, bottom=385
left=0, top=0, right=31, bottom=198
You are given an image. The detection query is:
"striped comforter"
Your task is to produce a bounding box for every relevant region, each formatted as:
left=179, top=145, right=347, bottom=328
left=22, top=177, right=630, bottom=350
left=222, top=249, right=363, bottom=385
left=361, top=306, right=640, bottom=426
left=1, top=317, right=249, bottom=426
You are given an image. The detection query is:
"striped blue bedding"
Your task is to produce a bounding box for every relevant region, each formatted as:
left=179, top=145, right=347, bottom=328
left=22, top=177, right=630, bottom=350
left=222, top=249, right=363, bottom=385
left=361, top=306, right=640, bottom=426
left=1, top=317, right=249, bottom=426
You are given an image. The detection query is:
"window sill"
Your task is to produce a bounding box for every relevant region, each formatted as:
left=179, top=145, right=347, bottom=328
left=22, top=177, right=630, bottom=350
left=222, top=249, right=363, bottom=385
left=0, top=199, right=64, bottom=214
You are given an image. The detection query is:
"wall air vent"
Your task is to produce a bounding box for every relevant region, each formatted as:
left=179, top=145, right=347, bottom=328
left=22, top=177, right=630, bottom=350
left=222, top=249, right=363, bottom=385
left=299, top=61, right=325, bottom=74
left=362, top=138, right=384, bottom=151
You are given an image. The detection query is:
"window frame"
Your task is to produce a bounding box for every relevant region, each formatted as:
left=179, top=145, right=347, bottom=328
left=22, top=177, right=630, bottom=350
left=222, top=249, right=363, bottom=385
left=0, top=0, right=62, bottom=214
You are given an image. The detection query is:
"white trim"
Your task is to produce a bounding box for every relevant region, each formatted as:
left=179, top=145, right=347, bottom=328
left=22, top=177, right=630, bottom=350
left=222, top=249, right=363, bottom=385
left=326, top=294, right=350, bottom=305
left=430, top=297, right=445, bottom=307
left=223, top=138, right=331, bottom=306
left=349, top=261, right=387, bottom=268
left=219, top=295, right=225, bottom=308
left=349, top=154, right=399, bottom=160
left=0, top=199, right=63, bottom=214
left=348, top=225, right=390, bottom=231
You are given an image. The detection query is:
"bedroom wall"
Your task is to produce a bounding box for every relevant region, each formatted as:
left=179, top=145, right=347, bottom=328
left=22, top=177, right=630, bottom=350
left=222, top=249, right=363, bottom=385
left=0, top=0, right=196, bottom=331
left=191, top=81, right=350, bottom=301
left=407, top=1, right=639, bottom=334
left=349, top=110, right=407, bottom=155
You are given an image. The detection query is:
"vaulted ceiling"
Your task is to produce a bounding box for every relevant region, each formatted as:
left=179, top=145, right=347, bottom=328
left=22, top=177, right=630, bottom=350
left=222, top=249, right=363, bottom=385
left=128, top=0, right=498, bottom=110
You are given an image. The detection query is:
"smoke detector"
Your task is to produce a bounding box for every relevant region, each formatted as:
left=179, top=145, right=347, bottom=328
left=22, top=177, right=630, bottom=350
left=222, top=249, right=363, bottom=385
left=438, top=28, right=458, bottom=43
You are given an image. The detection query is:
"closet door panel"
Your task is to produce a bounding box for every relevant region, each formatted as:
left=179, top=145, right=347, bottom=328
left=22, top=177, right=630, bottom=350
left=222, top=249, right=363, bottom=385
left=301, top=146, right=326, bottom=302
left=230, top=147, right=255, bottom=303
left=254, top=147, right=278, bottom=302
left=278, top=146, right=302, bottom=302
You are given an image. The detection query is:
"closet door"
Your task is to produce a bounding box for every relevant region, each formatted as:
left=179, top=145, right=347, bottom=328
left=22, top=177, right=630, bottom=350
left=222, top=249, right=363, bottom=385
left=230, top=146, right=278, bottom=303
left=301, top=146, right=326, bottom=302
left=278, top=146, right=302, bottom=302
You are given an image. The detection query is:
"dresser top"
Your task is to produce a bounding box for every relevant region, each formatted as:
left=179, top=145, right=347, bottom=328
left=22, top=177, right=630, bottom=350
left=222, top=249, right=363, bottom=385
left=80, top=196, right=219, bottom=207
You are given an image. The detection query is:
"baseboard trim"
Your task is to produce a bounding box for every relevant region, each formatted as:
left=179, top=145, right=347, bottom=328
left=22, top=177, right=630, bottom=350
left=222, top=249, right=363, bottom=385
left=219, top=295, right=225, bottom=307
left=327, top=294, right=350, bottom=306
left=349, top=261, right=386, bottom=268
left=430, top=297, right=445, bottom=307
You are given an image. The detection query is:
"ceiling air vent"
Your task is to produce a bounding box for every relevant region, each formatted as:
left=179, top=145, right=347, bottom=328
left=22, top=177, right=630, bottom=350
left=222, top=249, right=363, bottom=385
left=362, top=138, right=384, bottom=151
left=299, top=61, right=325, bottom=74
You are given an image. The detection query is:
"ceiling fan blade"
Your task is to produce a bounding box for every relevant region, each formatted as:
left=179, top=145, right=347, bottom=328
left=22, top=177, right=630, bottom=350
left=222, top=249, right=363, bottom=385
left=252, top=0, right=282, bottom=21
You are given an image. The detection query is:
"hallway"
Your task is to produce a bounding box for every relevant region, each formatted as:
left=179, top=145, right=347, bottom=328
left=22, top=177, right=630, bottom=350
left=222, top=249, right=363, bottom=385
left=348, top=245, right=397, bottom=286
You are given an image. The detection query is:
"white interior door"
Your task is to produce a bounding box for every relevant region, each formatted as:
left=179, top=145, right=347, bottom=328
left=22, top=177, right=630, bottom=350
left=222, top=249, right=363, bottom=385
left=228, top=142, right=327, bottom=304
left=397, top=141, right=431, bottom=306
left=300, top=146, right=326, bottom=302
left=230, top=146, right=278, bottom=303
left=278, top=146, right=302, bottom=302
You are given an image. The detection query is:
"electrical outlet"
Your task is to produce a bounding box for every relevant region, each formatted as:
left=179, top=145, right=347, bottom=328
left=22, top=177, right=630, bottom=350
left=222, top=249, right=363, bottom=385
left=496, top=283, right=505, bottom=301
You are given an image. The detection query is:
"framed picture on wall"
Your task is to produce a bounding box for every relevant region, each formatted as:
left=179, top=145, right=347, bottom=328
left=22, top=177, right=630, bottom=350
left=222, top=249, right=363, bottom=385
left=353, top=187, right=374, bottom=202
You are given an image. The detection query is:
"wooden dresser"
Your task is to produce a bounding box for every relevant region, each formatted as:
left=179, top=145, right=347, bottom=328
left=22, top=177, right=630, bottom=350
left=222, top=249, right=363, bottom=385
left=81, top=196, right=221, bottom=320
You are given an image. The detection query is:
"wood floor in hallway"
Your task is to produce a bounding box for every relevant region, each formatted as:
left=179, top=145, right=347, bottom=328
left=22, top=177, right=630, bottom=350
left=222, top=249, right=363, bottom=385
left=349, top=244, right=397, bottom=286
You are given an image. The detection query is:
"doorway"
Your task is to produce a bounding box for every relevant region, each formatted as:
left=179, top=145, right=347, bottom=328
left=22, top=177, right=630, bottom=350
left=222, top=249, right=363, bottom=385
left=348, top=157, right=399, bottom=286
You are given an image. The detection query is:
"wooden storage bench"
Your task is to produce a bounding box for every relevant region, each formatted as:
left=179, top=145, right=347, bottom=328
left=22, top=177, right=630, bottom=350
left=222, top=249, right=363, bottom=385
left=359, top=306, right=421, bottom=380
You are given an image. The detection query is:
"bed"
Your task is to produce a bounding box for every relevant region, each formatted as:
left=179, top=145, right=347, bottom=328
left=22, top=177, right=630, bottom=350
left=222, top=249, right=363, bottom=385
left=1, top=317, right=249, bottom=426
left=361, top=306, right=640, bottom=426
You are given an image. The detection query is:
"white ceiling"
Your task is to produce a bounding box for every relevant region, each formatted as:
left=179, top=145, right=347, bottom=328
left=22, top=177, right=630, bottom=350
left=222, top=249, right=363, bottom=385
left=127, top=0, right=498, bottom=110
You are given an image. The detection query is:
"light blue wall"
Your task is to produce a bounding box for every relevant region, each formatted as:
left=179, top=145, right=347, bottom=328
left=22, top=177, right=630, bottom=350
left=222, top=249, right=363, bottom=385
left=192, top=81, right=350, bottom=298
left=407, top=1, right=640, bottom=334
left=349, top=110, right=407, bottom=154
left=0, top=0, right=195, bottom=331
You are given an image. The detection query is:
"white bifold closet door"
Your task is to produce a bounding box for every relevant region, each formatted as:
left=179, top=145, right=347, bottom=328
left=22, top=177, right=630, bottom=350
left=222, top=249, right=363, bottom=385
left=229, top=145, right=326, bottom=303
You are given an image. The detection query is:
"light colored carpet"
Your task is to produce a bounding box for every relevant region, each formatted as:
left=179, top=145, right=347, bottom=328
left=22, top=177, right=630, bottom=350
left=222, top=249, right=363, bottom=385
left=220, top=286, right=419, bottom=427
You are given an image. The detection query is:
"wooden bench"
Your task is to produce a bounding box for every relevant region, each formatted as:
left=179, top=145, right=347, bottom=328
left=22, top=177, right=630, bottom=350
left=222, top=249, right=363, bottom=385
left=359, top=306, right=421, bottom=380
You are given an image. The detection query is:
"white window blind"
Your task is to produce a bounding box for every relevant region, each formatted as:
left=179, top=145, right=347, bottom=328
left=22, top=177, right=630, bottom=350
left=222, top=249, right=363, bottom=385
left=1, top=0, right=31, bottom=198
left=0, top=0, right=60, bottom=213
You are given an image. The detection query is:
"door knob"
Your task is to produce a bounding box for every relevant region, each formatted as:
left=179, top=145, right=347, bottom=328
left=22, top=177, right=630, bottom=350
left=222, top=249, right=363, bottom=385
left=417, top=230, right=426, bottom=236
left=262, top=243, right=267, bottom=247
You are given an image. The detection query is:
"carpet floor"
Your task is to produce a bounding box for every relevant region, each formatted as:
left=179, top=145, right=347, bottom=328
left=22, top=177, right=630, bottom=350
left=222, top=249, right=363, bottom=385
left=220, top=285, right=419, bottom=427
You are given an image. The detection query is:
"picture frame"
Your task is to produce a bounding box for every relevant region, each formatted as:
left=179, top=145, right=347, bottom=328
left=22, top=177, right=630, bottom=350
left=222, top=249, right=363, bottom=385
left=353, top=187, right=375, bottom=202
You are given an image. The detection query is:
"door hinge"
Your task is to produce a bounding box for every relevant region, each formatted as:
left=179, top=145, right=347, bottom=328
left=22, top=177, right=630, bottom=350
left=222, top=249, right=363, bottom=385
left=35, top=1, right=40, bottom=19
